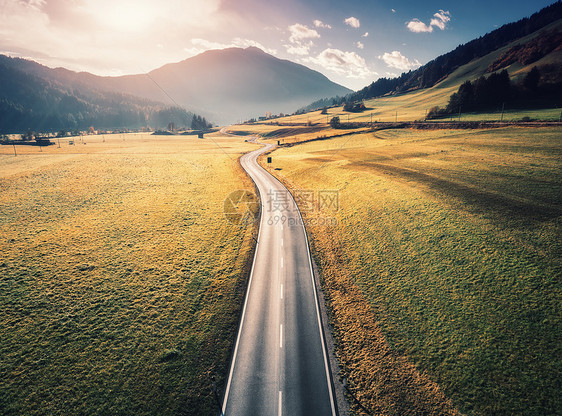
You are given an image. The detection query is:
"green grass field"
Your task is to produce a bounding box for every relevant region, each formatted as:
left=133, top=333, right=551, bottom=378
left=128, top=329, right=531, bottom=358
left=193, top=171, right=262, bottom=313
left=263, top=127, right=561, bottom=415
left=0, top=133, right=257, bottom=415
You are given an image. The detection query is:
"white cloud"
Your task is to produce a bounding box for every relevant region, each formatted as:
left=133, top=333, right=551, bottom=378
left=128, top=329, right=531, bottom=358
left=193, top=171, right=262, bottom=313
left=391, top=9, right=396, bottom=13
left=430, top=10, right=451, bottom=30
left=362, top=32, right=369, bottom=37
left=288, top=23, right=320, bottom=43
left=407, top=19, right=433, bottom=33
left=313, top=20, right=331, bottom=29
left=407, top=10, right=451, bottom=33
left=379, top=51, right=421, bottom=71
left=190, top=38, right=228, bottom=50
left=307, top=48, right=373, bottom=78
left=356, top=41, right=364, bottom=49
left=284, top=44, right=310, bottom=56
left=344, top=17, right=360, bottom=28
left=285, top=23, right=320, bottom=56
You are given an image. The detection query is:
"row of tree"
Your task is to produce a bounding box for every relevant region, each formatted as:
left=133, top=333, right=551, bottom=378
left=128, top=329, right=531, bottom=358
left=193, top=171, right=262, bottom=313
left=190, top=115, right=212, bottom=130
left=427, top=66, right=560, bottom=119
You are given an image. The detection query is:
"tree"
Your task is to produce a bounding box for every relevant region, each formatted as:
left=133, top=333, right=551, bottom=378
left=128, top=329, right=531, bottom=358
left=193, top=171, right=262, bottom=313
left=523, top=66, right=540, bottom=91
left=191, top=114, right=211, bottom=130
left=22, top=129, right=34, bottom=141
left=330, top=116, right=340, bottom=128
left=426, top=106, right=448, bottom=120
left=447, top=80, right=475, bottom=113
left=486, top=70, right=511, bottom=103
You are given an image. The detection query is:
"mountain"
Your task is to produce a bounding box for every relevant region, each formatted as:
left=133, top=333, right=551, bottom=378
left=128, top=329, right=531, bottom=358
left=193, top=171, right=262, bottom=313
left=0, top=47, right=351, bottom=133
left=303, top=1, right=562, bottom=110
left=103, top=47, right=352, bottom=125
left=0, top=55, right=198, bottom=134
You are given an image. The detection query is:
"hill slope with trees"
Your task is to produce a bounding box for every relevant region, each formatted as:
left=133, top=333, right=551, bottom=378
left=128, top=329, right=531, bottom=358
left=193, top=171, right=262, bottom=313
left=0, top=55, right=201, bottom=134
left=303, top=1, right=562, bottom=111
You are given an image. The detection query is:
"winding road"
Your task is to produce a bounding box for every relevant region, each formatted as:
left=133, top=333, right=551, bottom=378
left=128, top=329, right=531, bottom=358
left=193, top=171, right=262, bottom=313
left=221, top=140, right=337, bottom=415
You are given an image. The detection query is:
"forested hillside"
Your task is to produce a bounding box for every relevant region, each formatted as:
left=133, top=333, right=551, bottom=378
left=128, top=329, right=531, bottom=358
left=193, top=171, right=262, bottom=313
left=0, top=56, right=202, bottom=134
left=304, top=1, right=562, bottom=111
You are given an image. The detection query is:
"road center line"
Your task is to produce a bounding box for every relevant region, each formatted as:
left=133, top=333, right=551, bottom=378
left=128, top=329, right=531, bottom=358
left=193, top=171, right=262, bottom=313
left=278, top=390, right=282, bottom=416
left=280, top=284, right=283, bottom=299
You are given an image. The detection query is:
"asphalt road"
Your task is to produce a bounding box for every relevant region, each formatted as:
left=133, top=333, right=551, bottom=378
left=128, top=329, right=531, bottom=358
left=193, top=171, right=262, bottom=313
left=222, top=141, right=337, bottom=415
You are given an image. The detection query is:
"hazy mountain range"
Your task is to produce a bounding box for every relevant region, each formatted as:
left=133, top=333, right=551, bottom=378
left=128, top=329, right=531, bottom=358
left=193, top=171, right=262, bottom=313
left=0, top=47, right=351, bottom=133
left=106, top=47, right=352, bottom=124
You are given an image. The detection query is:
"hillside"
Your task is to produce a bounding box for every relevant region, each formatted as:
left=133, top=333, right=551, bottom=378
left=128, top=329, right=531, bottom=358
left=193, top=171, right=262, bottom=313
left=103, top=47, right=352, bottom=125
left=0, top=55, right=196, bottom=134
left=304, top=1, right=562, bottom=111
left=294, top=23, right=561, bottom=124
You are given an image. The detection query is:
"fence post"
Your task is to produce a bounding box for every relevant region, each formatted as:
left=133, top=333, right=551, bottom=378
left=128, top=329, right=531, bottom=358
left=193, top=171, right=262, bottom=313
left=500, top=102, right=505, bottom=122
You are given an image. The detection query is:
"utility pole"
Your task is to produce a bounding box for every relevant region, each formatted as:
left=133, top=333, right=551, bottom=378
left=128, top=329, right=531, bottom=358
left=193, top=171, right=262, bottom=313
left=370, top=113, right=373, bottom=126
left=395, top=111, right=397, bottom=123
left=13, top=144, right=16, bottom=157
left=500, top=102, right=505, bottom=122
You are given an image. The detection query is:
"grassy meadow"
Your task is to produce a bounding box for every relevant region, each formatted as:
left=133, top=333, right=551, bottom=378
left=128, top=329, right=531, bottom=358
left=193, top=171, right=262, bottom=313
left=262, top=127, right=561, bottom=415
left=0, top=133, right=258, bottom=415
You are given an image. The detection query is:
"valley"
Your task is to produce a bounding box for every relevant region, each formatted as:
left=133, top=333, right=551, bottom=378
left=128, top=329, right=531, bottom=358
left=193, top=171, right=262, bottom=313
left=1, top=1, right=561, bottom=415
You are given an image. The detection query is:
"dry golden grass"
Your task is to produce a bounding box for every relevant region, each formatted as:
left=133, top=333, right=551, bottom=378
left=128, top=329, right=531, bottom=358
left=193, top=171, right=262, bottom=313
left=270, top=98, right=561, bottom=125
left=0, top=133, right=258, bottom=415
left=224, top=123, right=355, bottom=145
left=264, top=127, right=561, bottom=415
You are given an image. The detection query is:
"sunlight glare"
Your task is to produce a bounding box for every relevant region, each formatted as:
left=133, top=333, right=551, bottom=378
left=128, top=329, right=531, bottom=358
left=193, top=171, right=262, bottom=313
left=88, top=0, right=156, bottom=32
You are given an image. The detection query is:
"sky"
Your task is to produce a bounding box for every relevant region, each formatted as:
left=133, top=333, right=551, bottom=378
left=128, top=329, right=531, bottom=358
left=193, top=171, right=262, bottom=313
left=0, top=0, right=556, bottom=90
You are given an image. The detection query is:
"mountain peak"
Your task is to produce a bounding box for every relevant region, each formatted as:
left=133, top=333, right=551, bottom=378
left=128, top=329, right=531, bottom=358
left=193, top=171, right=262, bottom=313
left=142, top=47, right=351, bottom=124
left=244, top=46, right=266, bottom=53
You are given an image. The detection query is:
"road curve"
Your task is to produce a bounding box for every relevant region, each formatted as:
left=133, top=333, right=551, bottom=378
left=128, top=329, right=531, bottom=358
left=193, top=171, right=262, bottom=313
left=222, top=139, right=337, bottom=415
